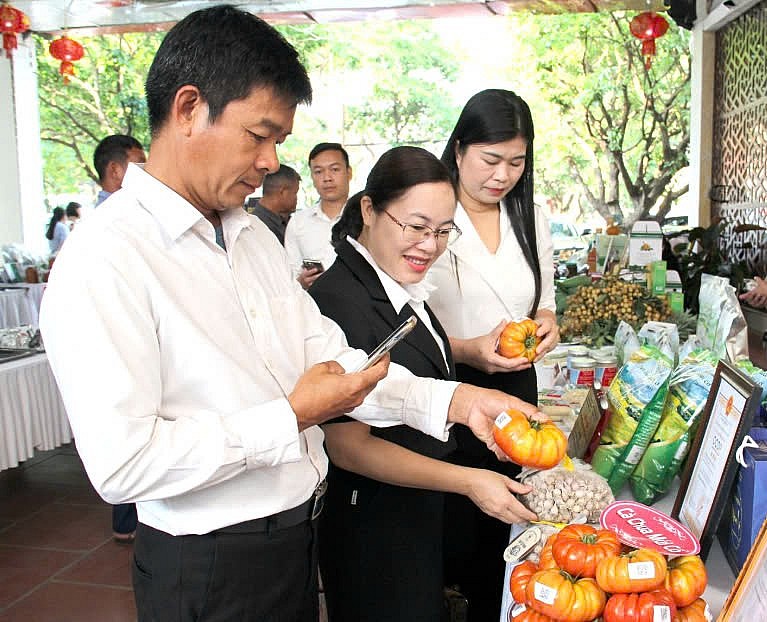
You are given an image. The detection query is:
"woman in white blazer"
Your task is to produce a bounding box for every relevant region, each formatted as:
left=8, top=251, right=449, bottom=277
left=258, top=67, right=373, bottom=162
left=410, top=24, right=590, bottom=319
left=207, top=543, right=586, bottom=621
left=427, top=89, right=559, bottom=621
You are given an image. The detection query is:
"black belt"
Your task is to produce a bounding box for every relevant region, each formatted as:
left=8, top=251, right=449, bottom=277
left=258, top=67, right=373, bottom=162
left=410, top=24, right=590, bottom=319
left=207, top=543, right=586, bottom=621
left=216, top=479, right=327, bottom=534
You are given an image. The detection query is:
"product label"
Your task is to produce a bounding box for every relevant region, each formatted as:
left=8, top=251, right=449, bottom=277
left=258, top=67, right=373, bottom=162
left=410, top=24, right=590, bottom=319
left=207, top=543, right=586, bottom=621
left=704, top=603, right=713, bottom=621
left=597, top=365, right=617, bottom=388
left=628, top=561, right=656, bottom=580
left=495, top=411, right=511, bottom=429
left=600, top=501, right=700, bottom=555
left=652, top=605, right=671, bottom=622
left=569, top=367, right=595, bottom=387
left=511, top=603, right=527, bottom=617
left=503, top=527, right=541, bottom=562
left=625, top=445, right=645, bottom=465
left=673, top=440, right=689, bottom=461
left=533, top=581, right=557, bottom=605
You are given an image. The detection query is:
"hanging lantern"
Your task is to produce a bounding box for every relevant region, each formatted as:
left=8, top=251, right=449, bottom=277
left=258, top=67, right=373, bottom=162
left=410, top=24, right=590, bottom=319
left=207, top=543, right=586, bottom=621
left=629, top=11, right=669, bottom=69
left=0, top=2, right=27, bottom=59
left=49, top=35, right=84, bottom=84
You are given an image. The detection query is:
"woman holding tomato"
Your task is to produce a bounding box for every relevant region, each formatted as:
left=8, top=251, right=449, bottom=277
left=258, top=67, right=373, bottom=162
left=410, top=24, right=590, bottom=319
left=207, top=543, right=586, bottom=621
left=308, top=146, right=538, bottom=621
left=427, top=89, right=559, bottom=620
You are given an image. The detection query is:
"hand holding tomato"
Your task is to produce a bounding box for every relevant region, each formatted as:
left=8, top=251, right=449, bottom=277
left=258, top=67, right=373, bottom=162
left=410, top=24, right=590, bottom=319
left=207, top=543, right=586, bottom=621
left=498, top=319, right=541, bottom=362
left=532, top=310, right=559, bottom=361
left=493, top=409, right=568, bottom=469
left=451, top=321, right=534, bottom=374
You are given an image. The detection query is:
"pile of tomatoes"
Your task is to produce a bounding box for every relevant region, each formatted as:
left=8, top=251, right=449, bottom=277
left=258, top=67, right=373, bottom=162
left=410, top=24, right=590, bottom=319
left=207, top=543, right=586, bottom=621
left=508, top=524, right=711, bottom=622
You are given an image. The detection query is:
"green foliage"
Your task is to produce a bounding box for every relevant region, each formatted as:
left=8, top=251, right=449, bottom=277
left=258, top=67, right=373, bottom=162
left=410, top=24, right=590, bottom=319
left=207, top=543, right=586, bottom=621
left=36, top=32, right=160, bottom=198
left=678, top=219, right=749, bottom=313
left=508, top=12, right=691, bottom=226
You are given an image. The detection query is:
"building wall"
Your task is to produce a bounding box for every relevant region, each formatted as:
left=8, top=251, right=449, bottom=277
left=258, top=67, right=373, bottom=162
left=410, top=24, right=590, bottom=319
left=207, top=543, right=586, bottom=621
left=712, top=0, right=767, bottom=273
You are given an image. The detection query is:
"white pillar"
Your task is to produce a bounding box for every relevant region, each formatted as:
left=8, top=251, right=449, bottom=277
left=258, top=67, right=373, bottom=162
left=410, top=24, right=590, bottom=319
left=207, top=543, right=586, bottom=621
left=0, top=36, right=46, bottom=254
left=688, top=26, right=715, bottom=228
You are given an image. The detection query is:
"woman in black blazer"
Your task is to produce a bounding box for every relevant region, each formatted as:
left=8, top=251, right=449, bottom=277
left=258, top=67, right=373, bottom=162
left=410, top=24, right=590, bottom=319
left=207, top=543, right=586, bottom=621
left=308, top=146, right=536, bottom=621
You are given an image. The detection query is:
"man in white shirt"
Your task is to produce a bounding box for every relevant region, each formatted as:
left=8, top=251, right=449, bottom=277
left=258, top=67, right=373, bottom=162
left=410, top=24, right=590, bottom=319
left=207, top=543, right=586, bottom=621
left=285, top=142, right=352, bottom=288
left=40, top=7, right=539, bottom=622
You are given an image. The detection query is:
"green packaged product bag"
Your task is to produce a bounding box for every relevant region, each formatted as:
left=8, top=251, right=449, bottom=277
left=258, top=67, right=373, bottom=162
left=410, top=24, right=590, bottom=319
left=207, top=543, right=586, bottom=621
left=591, top=344, right=673, bottom=494
left=629, top=349, right=718, bottom=504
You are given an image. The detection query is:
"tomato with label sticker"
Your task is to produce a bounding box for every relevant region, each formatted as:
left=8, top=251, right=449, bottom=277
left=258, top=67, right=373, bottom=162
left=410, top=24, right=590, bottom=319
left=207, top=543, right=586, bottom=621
left=493, top=409, right=567, bottom=469
left=525, top=569, right=606, bottom=622
left=596, top=548, right=667, bottom=593
left=603, top=588, right=677, bottom=622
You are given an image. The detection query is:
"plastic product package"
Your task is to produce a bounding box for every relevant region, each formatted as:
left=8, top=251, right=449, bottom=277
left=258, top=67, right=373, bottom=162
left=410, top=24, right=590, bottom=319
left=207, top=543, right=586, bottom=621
left=614, top=321, right=640, bottom=366
left=518, top=459, right=614, bottom=524
left=591, top=344, right=673, bottom=494
left=696, top=273, right=748, bottom=362
left=629, top=348, right=718, bottom=504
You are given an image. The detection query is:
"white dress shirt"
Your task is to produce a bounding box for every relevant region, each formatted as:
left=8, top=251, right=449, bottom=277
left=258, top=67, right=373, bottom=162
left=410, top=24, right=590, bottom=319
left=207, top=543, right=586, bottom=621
left=347, top=236, right=449, bottom=369
left=427, top=201, right=556, bottom=339
left=284, top=201, right=341, bottom=277
left=40, top=164, right=456, bottom=536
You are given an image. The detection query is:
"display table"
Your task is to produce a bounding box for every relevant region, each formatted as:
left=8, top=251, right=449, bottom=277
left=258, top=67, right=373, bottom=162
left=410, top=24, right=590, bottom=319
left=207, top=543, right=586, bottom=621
left=500, top=478, right=736, bottom=620
left=0, top=287, right=39, bottom=328
left=0, top=353, right=71, bottom=471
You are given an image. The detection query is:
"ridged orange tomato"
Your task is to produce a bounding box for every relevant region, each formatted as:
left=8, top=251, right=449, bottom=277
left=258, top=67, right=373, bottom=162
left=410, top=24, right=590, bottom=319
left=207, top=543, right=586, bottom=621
left=510, top=560, right=538, bottom=604
left=551, top=524, right=621, bottom=578
left=509, top=608, right=557, bottom=622
left=676, top=598, right=712, bottom=622
left=538, top=538, right=560, bottom=570
left=498, top=319, right=541, bottom=362
left=493, top=409, right=568, bottom=469
left=603, top=588, right=677, bottom=622
left=596, top=548, right=667, bottom=594
left=664, top=555, right=707, bottom=607
left=525, top=569, right=607, bottom=622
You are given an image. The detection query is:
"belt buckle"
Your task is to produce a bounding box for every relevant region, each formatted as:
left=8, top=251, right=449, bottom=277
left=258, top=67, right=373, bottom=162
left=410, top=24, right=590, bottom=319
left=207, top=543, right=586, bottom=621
left=311, top=479, right=327, bottom=520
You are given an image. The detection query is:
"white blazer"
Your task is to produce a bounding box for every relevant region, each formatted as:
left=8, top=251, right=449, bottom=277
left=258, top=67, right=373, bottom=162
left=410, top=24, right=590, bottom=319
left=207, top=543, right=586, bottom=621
left=427, top=201, right=556, bottom=340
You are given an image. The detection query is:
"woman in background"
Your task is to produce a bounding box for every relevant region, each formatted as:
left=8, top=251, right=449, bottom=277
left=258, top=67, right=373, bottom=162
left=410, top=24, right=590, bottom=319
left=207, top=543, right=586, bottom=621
left=428, top=89, right=559, bottom=620
left=65, top=202, right=82, bottom=230
left=46, top=207, right=69, bottom=255
left=308, top=146, right=537, bottom=621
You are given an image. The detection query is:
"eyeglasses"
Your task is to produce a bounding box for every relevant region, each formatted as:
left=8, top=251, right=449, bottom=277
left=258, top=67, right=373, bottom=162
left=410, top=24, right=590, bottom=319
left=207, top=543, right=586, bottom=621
left=382, top=211, right=462, bottom=246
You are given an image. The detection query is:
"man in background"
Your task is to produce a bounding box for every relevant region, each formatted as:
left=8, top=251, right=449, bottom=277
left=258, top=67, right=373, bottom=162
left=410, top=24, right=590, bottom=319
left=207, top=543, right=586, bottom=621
left=246, top=164, right=300, bottom=245
left=285, top=142, right=352, bottom=288
left=94, top=134, right=146, bottom=207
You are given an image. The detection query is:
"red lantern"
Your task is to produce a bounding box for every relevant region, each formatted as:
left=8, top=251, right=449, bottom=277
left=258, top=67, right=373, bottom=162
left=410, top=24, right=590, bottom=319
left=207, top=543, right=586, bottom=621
left=0, top=2, right=27, bottom=59
left=49, top=35, right=84, bottom=84
left=629, top=11, right=669, bottom=69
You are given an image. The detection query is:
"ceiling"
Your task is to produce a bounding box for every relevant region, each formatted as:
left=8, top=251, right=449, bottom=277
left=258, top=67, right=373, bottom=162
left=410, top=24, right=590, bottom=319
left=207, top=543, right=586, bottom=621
left=12, top=0, right=667, bottom=35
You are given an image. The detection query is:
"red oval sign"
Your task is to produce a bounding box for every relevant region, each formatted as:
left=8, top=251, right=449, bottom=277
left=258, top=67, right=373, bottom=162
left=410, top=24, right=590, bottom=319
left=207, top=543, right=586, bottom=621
left=600, top=500, right=700, bottom=556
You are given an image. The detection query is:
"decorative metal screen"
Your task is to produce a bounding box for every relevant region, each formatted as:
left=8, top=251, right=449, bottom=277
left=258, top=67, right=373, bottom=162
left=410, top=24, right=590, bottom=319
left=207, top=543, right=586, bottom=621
left=712, top=1, right=767, bottom=273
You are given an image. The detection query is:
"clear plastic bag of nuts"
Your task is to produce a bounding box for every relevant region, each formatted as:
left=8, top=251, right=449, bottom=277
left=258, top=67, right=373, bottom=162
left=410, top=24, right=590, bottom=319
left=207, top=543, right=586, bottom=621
left=517, top=458, right=614, bottom=525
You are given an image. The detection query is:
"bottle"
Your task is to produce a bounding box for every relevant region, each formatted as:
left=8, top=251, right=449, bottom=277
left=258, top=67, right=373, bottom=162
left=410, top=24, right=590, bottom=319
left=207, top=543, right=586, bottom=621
left=587, top=244, right=598, bottom=274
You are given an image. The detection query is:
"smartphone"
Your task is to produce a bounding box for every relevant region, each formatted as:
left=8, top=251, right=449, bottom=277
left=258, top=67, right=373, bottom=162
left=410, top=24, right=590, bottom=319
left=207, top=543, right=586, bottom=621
left=353, top=315, right=418, bottom=372
left=302, top=259, right=324, bottom=273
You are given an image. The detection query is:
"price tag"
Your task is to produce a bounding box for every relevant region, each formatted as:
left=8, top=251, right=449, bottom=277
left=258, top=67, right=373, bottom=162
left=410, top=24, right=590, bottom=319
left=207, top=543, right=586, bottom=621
left=533, top=581, right=557, bottom=605
left=627, top=561, right=656, bottom=580
left=652, top=605, right=671, bottom=622
left=495, top=412, right=511, bottom=429
left=511, top=603, right=527, bottom=617
left=625, top=444, right=644, bottom=464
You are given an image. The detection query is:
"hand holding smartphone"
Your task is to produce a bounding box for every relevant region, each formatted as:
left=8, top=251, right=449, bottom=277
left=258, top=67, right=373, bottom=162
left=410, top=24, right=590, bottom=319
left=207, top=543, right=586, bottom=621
left=302, top=259, right=324, bottom=273
left=352, top=315, right=417, bottom=372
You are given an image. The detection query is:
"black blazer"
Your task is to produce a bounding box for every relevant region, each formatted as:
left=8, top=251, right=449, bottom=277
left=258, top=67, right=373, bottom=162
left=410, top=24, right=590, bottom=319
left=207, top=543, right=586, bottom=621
left=308, top=238, right=456, bottom=459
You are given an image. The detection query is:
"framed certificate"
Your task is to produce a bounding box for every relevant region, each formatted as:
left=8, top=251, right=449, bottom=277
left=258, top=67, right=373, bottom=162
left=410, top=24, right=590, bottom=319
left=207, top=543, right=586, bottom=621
left=719, top=515, right=767, bottom=619
left=671, top=360, right=760, bottom=559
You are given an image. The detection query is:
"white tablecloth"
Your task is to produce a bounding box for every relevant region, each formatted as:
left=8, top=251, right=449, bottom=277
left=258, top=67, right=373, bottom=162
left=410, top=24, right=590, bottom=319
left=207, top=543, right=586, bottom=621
left=0, top=353, right=72, bottom=471
left=0, top=288, right=39, bottom=328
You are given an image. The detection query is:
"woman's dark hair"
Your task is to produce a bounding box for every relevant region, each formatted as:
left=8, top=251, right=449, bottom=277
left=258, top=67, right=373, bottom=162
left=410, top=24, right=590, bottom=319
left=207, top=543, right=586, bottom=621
left=441, top=89, right=542, bottom=316
left=331, top=146, right=455, bottom=248
left=145, top=5, right=312, bottom=135
left=46, top=207, right=65, bottom=240
left=65, top=202, right=81, bottom=218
